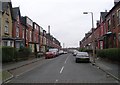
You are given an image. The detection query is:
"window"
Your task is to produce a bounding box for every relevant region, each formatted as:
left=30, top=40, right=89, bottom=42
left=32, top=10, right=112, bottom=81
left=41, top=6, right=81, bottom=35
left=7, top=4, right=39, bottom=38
left=22, top=28, right=24, bottom=39
left=30, top=31, right=32, bottom=42
left=35, top=24, right=37, bottom=30
left=34, top=33, right=37, bottom=42
left=26, top=30, right=28, bottom=40
left=100, top=41, right=103, bottom=49
left=104, top=23, right=106, bottom=34
left=113, top=34, right=116, bottom=47
left=4, top=41, right=7, bottom=46
left=27, top=18, right=33, bottom=26
left=17, top=15, right=20, bottom=25
left=117, top=9, right=120, bottom=25
left=5, top=21, right=9, bottom=33
left=16, top=27, right=19, bottom=37
left=10, top=41, right=13, bottom=47
left=107, top=19, right=111, bottom=31
left=112, top=14, right=115, bottom=28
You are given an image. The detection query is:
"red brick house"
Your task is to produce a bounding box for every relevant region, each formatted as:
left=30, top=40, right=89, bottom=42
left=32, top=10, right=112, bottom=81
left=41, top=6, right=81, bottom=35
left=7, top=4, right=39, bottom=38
left=97, top=12, right=108, bottom=49
left=12, top=7, right=24, bottom=48
left=39, top=26, right=43, bottom=52
left=33, top=22, right=40, bottom=52
left=80, top=1, right=120, bottom=50
left=93, top=27, right=100, bottom=50
left=105, top=1, right=120, bottom=48
left=21, top=16, right=34, bottom=52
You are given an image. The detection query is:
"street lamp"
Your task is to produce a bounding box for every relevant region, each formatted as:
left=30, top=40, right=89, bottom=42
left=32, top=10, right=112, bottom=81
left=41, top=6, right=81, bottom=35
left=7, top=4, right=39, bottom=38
left=83, top=12, right=95, bottom=63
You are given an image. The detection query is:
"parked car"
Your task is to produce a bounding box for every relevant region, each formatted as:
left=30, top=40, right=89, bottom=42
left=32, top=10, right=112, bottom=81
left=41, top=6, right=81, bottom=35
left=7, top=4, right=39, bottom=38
left=63, top=51, right=68, bottom=54
left=45, top=51, right=56, bottom=59
left=75, top=52, right=90, bottom=63
left=73, top=50, right=79, bottom=56
left=59, top=50, right=64, bottom=55
left=49, top=48, right=59, bottom=57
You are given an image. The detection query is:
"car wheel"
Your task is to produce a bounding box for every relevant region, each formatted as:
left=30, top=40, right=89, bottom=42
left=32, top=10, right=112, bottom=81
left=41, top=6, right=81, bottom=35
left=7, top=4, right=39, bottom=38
left=76, top=59, right=78, bottom=63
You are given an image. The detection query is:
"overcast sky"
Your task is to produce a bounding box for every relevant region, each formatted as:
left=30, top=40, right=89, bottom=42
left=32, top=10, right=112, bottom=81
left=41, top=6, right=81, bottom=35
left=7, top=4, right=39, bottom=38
left=11, top=0, right=114, bottom=48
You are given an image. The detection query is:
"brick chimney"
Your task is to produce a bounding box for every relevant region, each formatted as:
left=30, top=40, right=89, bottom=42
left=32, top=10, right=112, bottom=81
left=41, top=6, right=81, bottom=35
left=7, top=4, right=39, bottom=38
left=114, top=0, right=120, bottom=5
left=96, top=20, right=100, bottom=27
left=48, top=25, right=50, bottom=34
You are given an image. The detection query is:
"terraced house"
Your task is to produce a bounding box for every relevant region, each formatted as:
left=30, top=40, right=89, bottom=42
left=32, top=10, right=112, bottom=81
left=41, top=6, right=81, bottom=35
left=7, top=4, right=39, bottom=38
left=80, top=1, right=120, bottom=50
left=12, top=7, right=24, bottom=49
left=21, top=16, right=34, bottom=52
left=1, top=1, right=61, bottom=54
left=33, top=22, right=40, bottom=52
left=105, top=1, right=120, bottom=48
left=2, top=2, right=14, bottom=47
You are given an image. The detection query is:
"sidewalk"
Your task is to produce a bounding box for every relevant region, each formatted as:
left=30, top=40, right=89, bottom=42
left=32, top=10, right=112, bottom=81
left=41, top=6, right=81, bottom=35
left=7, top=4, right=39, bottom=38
left=91, top=57, right=120, bottom=81
left=2, top=57, right=45, bottom=71
left=1, top=57, right=45, bottom=84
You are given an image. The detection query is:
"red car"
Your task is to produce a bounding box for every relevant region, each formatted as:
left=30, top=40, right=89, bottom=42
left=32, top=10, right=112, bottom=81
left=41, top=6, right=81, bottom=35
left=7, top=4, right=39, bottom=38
left=45, top=51, right=55, bottom=59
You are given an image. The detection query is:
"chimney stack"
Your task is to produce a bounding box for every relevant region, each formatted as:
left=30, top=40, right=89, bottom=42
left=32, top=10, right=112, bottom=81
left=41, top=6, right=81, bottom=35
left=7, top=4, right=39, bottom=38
left=114, top=0, right=120, bottom=5
left=48, top=25, right=50, bottom=34
left=96, top=20, right=100, bottom=27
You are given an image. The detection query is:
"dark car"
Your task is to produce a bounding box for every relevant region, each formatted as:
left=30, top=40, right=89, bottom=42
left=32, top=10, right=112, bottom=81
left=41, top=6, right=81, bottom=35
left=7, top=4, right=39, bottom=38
left=75, top=52, right=90, bottom=63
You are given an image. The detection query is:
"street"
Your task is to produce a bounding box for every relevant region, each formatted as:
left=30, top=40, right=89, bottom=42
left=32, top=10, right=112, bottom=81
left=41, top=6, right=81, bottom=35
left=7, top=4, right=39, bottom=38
left=7, top=53, right=118, bottom=84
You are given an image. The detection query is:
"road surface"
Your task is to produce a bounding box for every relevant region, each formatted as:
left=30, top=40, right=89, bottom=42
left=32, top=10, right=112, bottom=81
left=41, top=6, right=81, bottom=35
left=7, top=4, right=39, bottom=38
left=8, top=53, right=119, bottom=84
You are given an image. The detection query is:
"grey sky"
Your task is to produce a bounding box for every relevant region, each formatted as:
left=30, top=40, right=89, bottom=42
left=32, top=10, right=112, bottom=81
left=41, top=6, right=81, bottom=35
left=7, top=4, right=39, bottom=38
left=11, top=0, right=114, bottom=48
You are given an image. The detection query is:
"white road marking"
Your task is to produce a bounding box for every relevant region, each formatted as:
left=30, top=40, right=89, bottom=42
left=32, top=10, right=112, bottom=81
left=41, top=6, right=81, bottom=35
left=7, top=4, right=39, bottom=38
left=60, top=66, right=64, bottom=74
left=64, top=54, right=70, bottom=64
left=55, top=79, right=58, bottom=82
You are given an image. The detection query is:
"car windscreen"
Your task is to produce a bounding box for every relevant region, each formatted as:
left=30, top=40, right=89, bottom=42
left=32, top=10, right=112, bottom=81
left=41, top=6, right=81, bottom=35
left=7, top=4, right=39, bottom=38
left=77, top=52, right=89, bottom=56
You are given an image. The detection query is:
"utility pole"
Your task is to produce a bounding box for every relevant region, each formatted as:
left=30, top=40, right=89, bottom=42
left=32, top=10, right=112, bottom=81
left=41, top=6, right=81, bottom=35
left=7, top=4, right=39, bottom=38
left=83, top=12, right=95, bottom=64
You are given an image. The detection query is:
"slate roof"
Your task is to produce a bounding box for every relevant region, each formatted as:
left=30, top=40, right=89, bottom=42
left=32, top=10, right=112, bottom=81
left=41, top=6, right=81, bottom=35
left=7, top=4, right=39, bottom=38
left=100, top=12, right=108, bottom=21
left=21, top=16, right=26, bottom=26
left=2, top=2, right=12, bottom=13
left=12, top=7, right=21, bottom=20
left=2, top=2, right=13, bottom=19
left=106, top=1, right=120, bottom=17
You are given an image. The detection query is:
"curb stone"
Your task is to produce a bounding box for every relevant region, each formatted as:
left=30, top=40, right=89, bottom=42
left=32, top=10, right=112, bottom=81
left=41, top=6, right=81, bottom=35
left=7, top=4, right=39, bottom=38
left=2, top=71, right=14, bottom=85
left=2, top=57, right=44, bottom=84
left=90, top=62, right=120, bottom=82
left=8, top=57, right=44, bottom=71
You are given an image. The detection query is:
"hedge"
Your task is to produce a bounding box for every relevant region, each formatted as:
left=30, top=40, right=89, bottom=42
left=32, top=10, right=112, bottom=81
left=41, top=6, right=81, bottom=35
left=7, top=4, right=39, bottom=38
left=18, top=47, right=31, bottom=56
left=97, top=48, right=120, bottom=61
left=2, top=46, right=32, bottom=63
left=79, top=48, right=93, bottom=54
left=2, top=46, right=17, bottom=62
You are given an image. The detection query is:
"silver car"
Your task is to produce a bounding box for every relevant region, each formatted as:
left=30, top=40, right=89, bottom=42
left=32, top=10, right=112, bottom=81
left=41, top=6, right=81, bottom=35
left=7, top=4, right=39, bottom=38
left=75, top=52, right=90, bottom=63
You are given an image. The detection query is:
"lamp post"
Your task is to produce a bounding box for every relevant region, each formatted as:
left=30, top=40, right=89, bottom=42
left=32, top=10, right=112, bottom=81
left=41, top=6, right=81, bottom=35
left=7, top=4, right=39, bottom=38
left=83, top=12, right=95, bottom=63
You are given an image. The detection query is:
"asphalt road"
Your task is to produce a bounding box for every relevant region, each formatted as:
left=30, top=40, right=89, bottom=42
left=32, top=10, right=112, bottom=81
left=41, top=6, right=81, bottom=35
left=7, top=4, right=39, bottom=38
left=8, top=53, right=119, bottom=84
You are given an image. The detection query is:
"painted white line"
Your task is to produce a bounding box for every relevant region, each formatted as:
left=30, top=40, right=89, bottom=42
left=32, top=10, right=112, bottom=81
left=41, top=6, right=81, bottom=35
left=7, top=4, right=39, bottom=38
left=64, top=55, right=70, bottom=64
left=60, top=66, right=64, bottom=74
left=55, top=79, right=58, bottom=82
